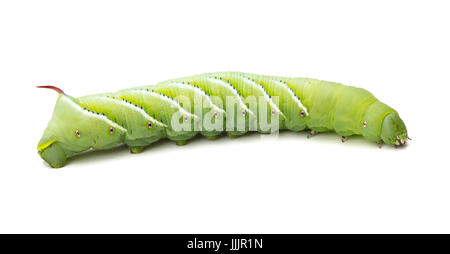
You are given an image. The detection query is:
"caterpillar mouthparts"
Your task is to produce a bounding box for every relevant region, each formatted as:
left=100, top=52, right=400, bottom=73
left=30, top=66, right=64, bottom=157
left=394, top=133, right=410, bottom=146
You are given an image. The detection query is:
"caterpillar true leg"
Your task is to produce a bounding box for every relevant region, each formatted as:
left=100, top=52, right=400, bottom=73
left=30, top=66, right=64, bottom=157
left=341, top=136, right=348, bottom=143
left=377, top=141, right=383, bottom=148
left=307, top=130, right=317, bottom=139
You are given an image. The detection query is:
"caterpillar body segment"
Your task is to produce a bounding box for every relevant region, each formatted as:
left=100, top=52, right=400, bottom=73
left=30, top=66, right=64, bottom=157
left=38, top=94, right=128, bottom=168
left=142, top=82, right=225, bottom=138
left=116, top=88, right=198, bottom=142
left=77, top=94, right=167, bottom=148
left=245, top=74, right=308, bottom=131
left=286, top=78, right=398, bottom=141
left=185, top=75, right=254, bottom=137
left=37, top=72, right=408, bottom=168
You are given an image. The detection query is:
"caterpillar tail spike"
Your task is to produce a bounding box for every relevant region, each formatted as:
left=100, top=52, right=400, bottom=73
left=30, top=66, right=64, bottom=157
left=37, top=85, right=65, bottom=94
left=37, top=72, right=409, bottom=168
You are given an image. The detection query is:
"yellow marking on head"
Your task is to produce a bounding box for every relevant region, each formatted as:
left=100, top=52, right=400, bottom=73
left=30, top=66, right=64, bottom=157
left=37, top=140, right=56, bottom=151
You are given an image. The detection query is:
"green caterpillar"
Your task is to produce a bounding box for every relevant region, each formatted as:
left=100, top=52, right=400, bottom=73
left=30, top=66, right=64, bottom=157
left=37, top=72, right=409, bottom=168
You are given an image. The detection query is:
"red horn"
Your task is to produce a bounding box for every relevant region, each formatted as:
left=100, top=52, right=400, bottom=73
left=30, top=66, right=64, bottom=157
left=37, top=86, right=65, bottom=94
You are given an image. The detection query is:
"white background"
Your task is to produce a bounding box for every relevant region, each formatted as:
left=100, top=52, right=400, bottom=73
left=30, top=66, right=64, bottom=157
left=0, top=0, right=449, bottom=233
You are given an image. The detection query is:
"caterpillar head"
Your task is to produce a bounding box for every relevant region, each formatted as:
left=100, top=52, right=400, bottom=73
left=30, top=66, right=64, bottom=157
left=380, top=112, right=409, bottom=147
left=37, top=86, right=126, bottom=168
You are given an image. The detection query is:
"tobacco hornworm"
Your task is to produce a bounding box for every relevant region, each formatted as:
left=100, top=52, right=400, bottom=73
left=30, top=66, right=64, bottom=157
left=37, top=72, right=409, bottom=168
